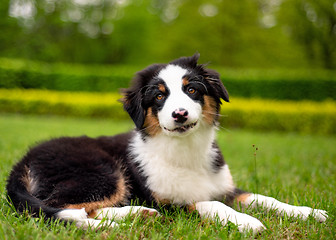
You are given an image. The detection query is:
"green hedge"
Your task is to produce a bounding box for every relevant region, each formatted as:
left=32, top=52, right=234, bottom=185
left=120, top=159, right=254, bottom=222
left=0, top=58, right=139, bottom=92
left=220, top=68, right=336, bottom=101
left=1, top=89, right=335, bottom=135
left=1, top=58, right=336, bottom=101
left=222, top=98, right=336, bottom=135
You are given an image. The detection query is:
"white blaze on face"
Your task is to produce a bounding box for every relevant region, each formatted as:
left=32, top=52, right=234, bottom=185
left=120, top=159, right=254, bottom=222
left=157, top=65, right=203, bottom=134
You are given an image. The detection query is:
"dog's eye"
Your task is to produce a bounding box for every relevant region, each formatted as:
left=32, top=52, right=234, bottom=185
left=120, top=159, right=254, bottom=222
left=188, top=87, right=196, bottom=94
left=156, top=94, right=164, bottom=101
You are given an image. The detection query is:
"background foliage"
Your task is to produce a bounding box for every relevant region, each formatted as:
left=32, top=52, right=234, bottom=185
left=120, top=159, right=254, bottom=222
left=0, top=2, right=335, bottom=238
left=1, top=0, right=335, bottom=68
left=0, top=0, right=335, bottom=135
left=1, top=57, right=335, bottom=101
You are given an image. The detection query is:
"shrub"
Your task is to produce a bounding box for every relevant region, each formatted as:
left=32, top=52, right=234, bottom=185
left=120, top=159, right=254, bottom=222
left=1, top=89, right=335, bottom=135
left=1, top=58, right=335, bottom=101
left=221, top=98, right=336, bottom=135
left=0, top=58, right=139, bottom=92
left=0, top=89, right=127, bottom=119
left=219, top=68, right=336, bottom=101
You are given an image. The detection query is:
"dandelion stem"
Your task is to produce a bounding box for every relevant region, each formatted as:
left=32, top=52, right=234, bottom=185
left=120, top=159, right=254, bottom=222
left=253, top=145, right=259, bottom=193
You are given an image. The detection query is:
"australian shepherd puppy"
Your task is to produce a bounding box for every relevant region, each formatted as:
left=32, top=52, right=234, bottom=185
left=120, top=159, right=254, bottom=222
left=6, top=54, right=327, bottom=233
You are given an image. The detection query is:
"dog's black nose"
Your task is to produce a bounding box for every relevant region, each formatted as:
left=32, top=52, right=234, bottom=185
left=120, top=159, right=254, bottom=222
left=172, top=108, right=188, bottom=123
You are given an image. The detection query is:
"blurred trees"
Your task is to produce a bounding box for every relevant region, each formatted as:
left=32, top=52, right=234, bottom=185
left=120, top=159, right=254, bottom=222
left=278, top=0, right=336, bottom=69
left=0, top=1, right=22, bottom=57
left=4, top=0, right=159, bottom=63
left=0, top=0, right=335, bottom=68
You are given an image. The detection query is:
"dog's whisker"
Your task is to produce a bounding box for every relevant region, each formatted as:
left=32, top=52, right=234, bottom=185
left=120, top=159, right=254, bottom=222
left=202, top=110, right=226, bottom=117
left=216, top=125, right=231, bottom=132
left=138, top=122, right=160, bottom=133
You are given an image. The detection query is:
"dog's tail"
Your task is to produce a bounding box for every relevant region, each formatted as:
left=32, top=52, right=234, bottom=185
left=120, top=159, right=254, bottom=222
left=6, top=162, right=91, bottom=227
left=6, top=162, right=61, bottom=218
left=6, top=185, right=61, bottom=218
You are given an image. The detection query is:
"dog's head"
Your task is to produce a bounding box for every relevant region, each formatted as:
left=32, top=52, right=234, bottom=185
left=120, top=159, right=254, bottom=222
left=122, top=54, right=229, bottom=137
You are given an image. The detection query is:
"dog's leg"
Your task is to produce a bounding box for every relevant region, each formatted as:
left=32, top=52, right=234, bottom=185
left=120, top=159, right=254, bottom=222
left=75, top=218, right=117, bottom=229
left=194, top=201, right=265, bottom=233
left=92, top=206, right=160, bottom=220
left=236, top=193, right=328, bottom=222
left=55, top=208, right=117, bottom=229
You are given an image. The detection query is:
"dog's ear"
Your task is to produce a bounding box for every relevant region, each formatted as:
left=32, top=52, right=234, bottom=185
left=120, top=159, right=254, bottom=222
left=121, top=63, right=165, bottom=129
left=121, top=88, right=145, bottom=129
left=204, top=69, right=229, bottom=103
left=169, top=53, right=200, bottom=69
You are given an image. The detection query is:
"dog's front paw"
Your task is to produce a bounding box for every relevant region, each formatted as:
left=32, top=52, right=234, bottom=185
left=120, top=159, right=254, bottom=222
left=195, top=201, right=265, bottom=234
left=231, top=212, right=266, bottom=234
left=134, top=206, right=161, bottom=218
left=289, top=206, right=328, bottom=222
left=311, top=209, right=328, bottom=222
left=76, top=219, right=118, bottom=229
left=94, top=206, right=160, bottom=220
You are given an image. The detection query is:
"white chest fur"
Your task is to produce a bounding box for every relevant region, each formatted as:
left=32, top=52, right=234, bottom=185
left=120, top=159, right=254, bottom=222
left=129, top=126, right=234, bottom=205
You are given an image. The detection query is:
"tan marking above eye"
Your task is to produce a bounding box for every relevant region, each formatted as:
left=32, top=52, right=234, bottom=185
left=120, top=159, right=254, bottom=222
left=182, top=77, right=189, bottom=86
left=158, top=84, right=166, bottom=93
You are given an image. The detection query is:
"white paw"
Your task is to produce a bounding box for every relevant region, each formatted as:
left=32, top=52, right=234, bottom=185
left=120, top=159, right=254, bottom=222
left=287, top=206, right=328, bottom=222
left=135, top=206, right=161, bottom=217
left=95, top=206, right=160, bottom=220
left=312, top=209, right=328, bottom=222
left=55, top=208, right=118, bottom=230
left=75, top=219, right=117, bottom=229
left=55, top=208, right=88, bottom=221
left=245, top=194, right=328, bottom=223
left=231, top=213, right=266, bottom=234
left=126, top=206, right=160, bottom=215
left=288, top=206, right=328, bottom=222
left=195, top=201, right=265, bottom=234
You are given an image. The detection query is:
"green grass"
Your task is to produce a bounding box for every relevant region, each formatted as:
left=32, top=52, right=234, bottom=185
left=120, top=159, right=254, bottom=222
left=0, top=114, right=335, bottom=239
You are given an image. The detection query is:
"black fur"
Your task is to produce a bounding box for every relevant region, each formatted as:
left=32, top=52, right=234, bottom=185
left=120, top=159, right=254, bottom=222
left=122, top=63, right=166, bottom=129
left=6, top=54, right=233, bottom=220
left=7, top=133, right=158, bottom=216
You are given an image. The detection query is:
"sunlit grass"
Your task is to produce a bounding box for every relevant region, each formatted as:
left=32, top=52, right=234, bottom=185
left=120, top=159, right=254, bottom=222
left=0, top=114, right=335, bottom=239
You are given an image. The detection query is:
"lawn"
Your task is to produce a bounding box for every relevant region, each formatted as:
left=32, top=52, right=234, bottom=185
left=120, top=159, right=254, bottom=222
left=0, top=114, right=335, bottom=239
